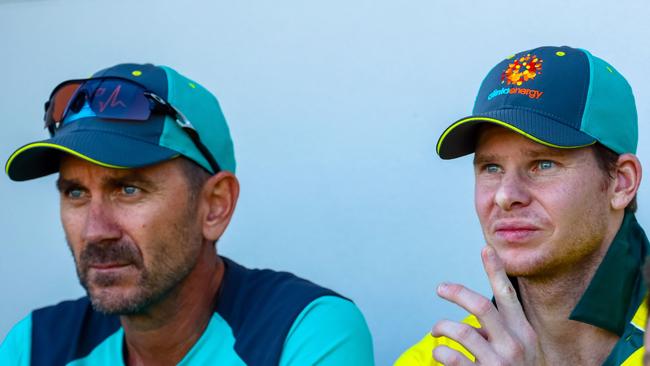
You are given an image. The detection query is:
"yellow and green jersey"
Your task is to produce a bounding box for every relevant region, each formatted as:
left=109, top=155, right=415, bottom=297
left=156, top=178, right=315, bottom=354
left=397, top=212, right=649, bottom=366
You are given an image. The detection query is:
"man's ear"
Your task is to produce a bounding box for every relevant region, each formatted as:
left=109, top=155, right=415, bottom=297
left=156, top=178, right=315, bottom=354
left=610, top=153, right=642, bottom=210
left=200, top=172, right=240, bottom=242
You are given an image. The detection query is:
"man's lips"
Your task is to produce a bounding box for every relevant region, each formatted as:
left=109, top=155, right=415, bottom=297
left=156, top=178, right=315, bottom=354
left=88, top=262, right=133, bottom=270
left=492, top=222, right=542, bottom=242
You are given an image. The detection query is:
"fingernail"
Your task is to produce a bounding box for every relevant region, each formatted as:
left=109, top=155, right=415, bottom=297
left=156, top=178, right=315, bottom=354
left=437, top=282, right=449, bottom=295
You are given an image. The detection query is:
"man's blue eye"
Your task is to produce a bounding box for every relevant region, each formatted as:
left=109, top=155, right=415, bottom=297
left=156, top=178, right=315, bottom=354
left=123, top=186, right=139, bottom=195
left=538, top=161, right=554, bottom=170
left=68, top=189, right=83, bottom=198
left=486, top=164, right=500, bottom=173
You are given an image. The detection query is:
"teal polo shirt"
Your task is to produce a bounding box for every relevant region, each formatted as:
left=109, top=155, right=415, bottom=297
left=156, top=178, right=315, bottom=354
left=0, top=257, right=374, bottom=365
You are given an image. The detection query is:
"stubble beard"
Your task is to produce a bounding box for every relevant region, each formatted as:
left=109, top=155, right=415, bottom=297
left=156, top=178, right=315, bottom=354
left=495, top=209, right=611, bottom=281
left=69, top=206, right=203, bottom=315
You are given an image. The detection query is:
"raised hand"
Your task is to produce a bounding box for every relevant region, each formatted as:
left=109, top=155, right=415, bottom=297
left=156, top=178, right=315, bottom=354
left=431, top=246, right=543, bottom=366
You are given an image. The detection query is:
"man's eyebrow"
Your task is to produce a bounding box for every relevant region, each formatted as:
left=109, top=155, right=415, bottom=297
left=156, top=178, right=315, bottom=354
left=55, top=171, right=157, bottom=192
left=473, top=154, right=499, bottom=165
left=523, top=148, right=566, bottom=158
left=104, top=171, right=156, bottom=188
left=473, top=148, right=567, bottom=165
left=56, top=178, right=81, bottom=192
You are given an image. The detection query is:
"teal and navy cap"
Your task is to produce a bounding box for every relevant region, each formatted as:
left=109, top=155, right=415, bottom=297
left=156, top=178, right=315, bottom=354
left=5, top=63, right=235, bottom=181
left=436, top=46, right=638, bottom=159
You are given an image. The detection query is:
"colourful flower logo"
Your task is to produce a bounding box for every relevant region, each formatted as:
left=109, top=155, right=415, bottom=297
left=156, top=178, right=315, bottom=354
left=501, top=54, right=543, bottom=86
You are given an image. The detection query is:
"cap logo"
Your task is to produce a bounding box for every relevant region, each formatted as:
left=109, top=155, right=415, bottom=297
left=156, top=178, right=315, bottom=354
left=501, top=54, right=543, bottom=86
left=487, top=53, right=544, bottom=101
left=96, top=85, right=127, bottom=112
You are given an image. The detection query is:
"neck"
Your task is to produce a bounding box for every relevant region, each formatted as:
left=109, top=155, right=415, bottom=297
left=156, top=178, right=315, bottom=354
left=121, top=244, right=224, bottom=366
left=516, top=212, right=624, bottom=365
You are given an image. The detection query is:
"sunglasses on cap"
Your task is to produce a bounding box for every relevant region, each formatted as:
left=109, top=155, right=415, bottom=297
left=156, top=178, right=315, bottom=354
left=43, top=76, right=221, bottom=173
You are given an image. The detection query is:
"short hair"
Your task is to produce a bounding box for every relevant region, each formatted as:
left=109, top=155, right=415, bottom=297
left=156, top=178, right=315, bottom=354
left=177, top=157, right=212, bottom=203
left=591, top=143, right=637, bottom=213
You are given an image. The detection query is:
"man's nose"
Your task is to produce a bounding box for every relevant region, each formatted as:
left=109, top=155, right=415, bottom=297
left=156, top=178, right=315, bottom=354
left=81, top=199, right=121, bottom=243
left=494, top=171, right=531, bottom=211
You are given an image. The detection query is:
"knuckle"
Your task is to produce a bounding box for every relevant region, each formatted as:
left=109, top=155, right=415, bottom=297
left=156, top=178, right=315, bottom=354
left=455, top=324, right=475, bottom=342
left=504, top=339, right=525, bottom=360
left=474, top=297, right=494, bottom=317
left=523, top=327, right=538, bottom=344
left=512, top=324, right=538, bottom=346
left=432, top=320, right=456, bottom=338
left=446, top=354, right=462, bottom=366
left=433, top=346, right=459, bottom=365
left=441, top=352, right=462, bottom=366
left=498, top=283, right=517, bottom=300
left=445, top=284, right=464, bottom=298
left=431, top=321, right=445, bottom=336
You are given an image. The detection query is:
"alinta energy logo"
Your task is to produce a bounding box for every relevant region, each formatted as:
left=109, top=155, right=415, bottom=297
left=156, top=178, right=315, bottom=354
left=487, top=54, right=544, bottom=101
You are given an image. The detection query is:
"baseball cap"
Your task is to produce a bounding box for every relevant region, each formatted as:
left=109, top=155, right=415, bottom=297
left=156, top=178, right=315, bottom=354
left=436, top=46, right=637, bottom=159
left=5, top=63, right=236, bottom=181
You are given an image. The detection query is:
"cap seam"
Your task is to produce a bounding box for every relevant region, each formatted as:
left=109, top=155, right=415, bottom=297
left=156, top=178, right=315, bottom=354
left=579, top=48, right=594, bottom=134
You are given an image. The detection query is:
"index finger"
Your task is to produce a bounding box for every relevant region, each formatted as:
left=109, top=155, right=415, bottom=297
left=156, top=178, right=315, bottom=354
left=436, top=282, right=512, bottom=345
left=481, top=246, right=528, bottom=329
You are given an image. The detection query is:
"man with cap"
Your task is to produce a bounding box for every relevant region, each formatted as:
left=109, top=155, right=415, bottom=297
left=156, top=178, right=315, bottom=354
left=0, top=64, right=374, bottom=365
left=396, top=46, right=646, bottom=365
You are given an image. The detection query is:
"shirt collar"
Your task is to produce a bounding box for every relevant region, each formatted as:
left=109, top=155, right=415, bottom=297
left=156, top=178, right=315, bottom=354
left=569, top=212, right=649, bottom=335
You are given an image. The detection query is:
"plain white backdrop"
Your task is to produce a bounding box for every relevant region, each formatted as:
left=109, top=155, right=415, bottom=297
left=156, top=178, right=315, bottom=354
left=1, top=1, right=649, bottom=364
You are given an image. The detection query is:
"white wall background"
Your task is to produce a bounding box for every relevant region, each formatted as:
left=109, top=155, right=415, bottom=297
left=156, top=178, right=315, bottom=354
left=1, top=1, right=649, bottom=364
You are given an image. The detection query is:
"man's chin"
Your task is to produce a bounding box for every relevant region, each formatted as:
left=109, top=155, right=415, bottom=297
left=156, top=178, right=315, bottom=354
left=489, top=244, right=546, bottom=275
left=86, top=265, right=138, bottom=286
left=502, top=264, right=539, bottom=277
left=500, top=255, right=555, bottom=278
left=86, top=287, right=148, bottom=315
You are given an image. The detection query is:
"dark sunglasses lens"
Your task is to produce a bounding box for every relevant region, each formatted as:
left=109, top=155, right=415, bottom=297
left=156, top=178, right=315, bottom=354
left=46, top=82, right=82, bottom=125
left=46, top=79, right=154, bottom=132
left=85, top=79, right=152, bottom=121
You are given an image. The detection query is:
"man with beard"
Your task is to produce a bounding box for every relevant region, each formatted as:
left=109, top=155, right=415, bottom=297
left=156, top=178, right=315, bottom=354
left=0, top=64, right=374, bottom=365
left=396, top=46, right=647, bottom=365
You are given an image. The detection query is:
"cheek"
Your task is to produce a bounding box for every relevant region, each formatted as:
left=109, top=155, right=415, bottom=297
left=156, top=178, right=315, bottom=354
left=474, top=185, right=494, bottom=220
left=538, top=186, right=574, bottom=213
left=121, top=214, right=154, bottom=248
left=538, top=181, right=609, bottom=238
left=60, top=208, right=83, bottom=247
left=124, top=201, right=192, bottom=263
left=544, top=178, right=605, bottom=214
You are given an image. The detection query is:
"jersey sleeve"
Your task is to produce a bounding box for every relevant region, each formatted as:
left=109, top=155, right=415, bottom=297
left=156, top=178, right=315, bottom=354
left=279, top=295, right=374, bottom=366
left=0, top=314, right=32, bottom=366
left=394, top=314, right=480, bottom=366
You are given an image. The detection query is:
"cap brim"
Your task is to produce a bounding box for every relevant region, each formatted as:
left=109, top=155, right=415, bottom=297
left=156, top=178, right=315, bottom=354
left=436, top=109, right=597, bottom=159
left=6, top=130, right=180, bottom=181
